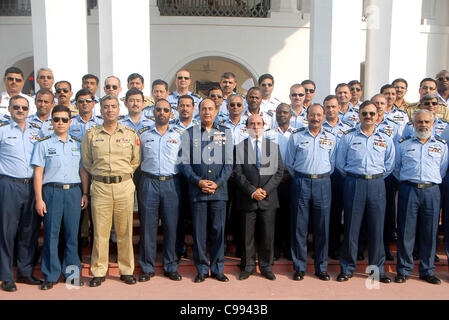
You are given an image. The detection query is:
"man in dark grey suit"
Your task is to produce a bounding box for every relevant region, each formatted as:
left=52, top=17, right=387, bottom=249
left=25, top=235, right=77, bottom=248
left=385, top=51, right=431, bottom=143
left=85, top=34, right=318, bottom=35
left=233, top=114, right=284, bottom=280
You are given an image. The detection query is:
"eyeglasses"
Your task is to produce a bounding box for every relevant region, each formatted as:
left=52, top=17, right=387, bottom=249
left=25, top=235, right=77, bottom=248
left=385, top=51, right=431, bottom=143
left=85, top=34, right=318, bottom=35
left=437, top=76, right=449, bottom=81
left=6, top=77, right=22, bottom=83
left=39, top=75, right=53, bottom=80
left=229, top=102, right=243, bottom=107
left=291, top=93, right=305, bottom=97
left=56, top=88, right=69, bottom=94
left=105, top=84, right=118, bottom=90
left=77, top=99, right=93, bottom=104
left=350, top=87, right=362, bottom=92
left=52, top=117, right=69, bottom=123
left=177, top=76, right=190, bottom=80
left=261, top=83, right=273, bottom=87
left=155, top=107, right=170, bottom=113
left=361, top=111, right=376, bottom=117
left=210, top=94, right=223, bottom=99
left=304, top=88, right=315, bottom=93
left=12, top=105, right=29, bottom=111
left=423, top=101, right=438, bottom=106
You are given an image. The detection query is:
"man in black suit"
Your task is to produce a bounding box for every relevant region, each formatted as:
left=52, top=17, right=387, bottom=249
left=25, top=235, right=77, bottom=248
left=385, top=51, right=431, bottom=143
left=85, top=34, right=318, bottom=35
left=233, top=114, right=284, bottom=280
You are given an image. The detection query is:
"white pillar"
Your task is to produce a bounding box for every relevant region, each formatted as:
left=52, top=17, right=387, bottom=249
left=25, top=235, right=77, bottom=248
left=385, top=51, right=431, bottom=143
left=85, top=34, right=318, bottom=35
left=31, top=0, right=88, bottom=93
left=309, top=0, right=363, bottom=104
left=365, top=0, right=423, bottom=101
left=98, top=0, right=151, bottom=96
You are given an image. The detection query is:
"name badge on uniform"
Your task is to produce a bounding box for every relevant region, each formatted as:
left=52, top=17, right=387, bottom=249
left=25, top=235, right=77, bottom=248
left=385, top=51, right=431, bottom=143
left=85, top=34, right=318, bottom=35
left=393, top=114, right=405, bottom=122
left=48, top=147, right=57, bottom=155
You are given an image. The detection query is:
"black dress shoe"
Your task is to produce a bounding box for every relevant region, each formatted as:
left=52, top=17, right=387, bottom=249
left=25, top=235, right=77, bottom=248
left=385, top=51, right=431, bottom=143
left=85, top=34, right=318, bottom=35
left=435, top=255, right=440, bottom=263
left=164, top=271, right=182, bottom=281
left=293, top=271, right=305, bottom=281
left=89, top=276, right=105, bottom=287
left=239, top=271, right=252, bottom=280
left=261, top=270, right=276, bottom=280
left=40, top=281, right=56, bottom=290
left=1, top=281, right=17, bottom=292
left=211, top=273, right=229, bottom=282
left=357, top=253, right=365, bottom=261
left=336, top=273, right=352, bottom=282
left=138, top=272, right=154, bottom=282
left=419, top=275, right=441, bottom=285
left=315, top=271, right=330, bottom=281
left=194, top=273, right=209, bottom=283
left=385, top=251, right=394, bottom=261
left=379, top=274, right=391, bottom=283
left=17, top=276, right=43, bottom=285
left=120, top=275, right=136, bottom=285
left=394, top=274, right=408, bottom=283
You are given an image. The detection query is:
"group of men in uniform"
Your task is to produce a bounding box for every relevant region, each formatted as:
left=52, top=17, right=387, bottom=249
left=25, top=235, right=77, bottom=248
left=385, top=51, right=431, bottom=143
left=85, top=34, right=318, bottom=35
left=1, top=65, right=449, bottom=292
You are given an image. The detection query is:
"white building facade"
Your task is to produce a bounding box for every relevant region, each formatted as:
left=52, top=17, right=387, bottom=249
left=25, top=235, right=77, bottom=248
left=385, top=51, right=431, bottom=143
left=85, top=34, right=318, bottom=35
left=0, top=0, right=448, bottom=103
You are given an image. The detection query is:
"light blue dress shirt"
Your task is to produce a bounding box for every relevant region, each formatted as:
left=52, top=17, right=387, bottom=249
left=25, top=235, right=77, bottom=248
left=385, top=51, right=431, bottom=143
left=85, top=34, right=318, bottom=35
left=402, top=118, right=448, bottom=140
left=218, top=116, right=247, bottom=146
left=31, top=134, right=82, bottom=184
left=322, top=119, right=353, bottom=143
left=69, top=114, right=103, bottom=140
left=27, top=114, right=54, bottom=137
left=119, top=113, right=156, bottom=133
left=264, top=126, right=295, bottom=162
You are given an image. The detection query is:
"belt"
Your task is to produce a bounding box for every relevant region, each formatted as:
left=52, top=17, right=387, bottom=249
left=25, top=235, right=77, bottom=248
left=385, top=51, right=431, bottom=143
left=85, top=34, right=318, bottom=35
left=347, top=173, right=383, bottom=180
left=295, top=172, right=330, bottom=179
left=44, top=183, right=81, bottom=190
left=0, top=175, right=32, bottom=184
left=92, top=175, right=131, bottom=184
left=404, top=181, right=436, bottom=189
left=142, top=171, right=177, bottom=181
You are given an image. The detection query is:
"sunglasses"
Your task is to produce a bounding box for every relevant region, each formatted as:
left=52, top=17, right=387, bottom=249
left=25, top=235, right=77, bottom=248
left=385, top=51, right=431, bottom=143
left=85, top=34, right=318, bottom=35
left=304, top=88, right=315, bottom=93
left=350, top=87, right=361, bottom=92
left=52, top=117, right=69, bottom=123
left=7, top=77, right=22, bottom=83
left=229, top=102, right=243, bottom=107
left=39, top=75, right=53, bottom=80
left=261, top=83, right=273, bottom=87
left=155, top=107, right=170, bottom=113
left=423, top=101, right=438, bottom=106
left=291, top=93, right=305, bottom=97
left=77, top=99, right=93, bottom=104
left=437, top=76, right=449, bottom=81
left=361, top=111, right=376, bottom=117
left=210, top=94, right=223, bottom=98
left=12, top=105, right=29, bottom=111
left=177, top=76, right=190, bottom=80
left=56, top=88, right=69, bottom=94
left=105, top=84, right=118, bottom=90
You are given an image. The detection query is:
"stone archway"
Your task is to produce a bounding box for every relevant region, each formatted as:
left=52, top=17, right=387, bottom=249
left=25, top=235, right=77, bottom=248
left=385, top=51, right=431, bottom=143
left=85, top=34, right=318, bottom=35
left=169, top=56, right=256, bottom=98
left=4, top=56, right=34, bottom=94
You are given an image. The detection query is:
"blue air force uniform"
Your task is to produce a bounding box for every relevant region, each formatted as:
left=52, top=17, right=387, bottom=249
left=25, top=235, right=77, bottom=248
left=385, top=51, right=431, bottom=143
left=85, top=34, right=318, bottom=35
left=0, top=120, right=41, bottom=283
left=31, top=134, right=84, bottom=282
left=138, top=125, right=182, bottom=274
left=402, top=119, right=449, bottom=140
left=336, top=127, right=395, bottom=276
left=27, top=114, right=54, bottom=137
left=119, top=114, right=156, bottom=133
left=219, top=117, right=249, bottom=146
left=394, top=135, right=448, bottom=278
left=69, top=114, right=103, bottom=140
left=179, top=123, right=233, bottom=275
left=167, top=91, right=202, bottom=117
left=285, top=127, right=336, bottom=273
left=339, top=107, right=360, bottom=127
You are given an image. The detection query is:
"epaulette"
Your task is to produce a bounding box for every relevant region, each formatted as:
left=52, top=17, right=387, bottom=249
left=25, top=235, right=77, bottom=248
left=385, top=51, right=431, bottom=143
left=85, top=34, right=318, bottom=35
left=0, top=121, right=8, bottom=127
left=398, top=136, right=411, bottom=143
left=169, top=119, right=176, bottom=125
left=95, top=115, right=103, bottom=120
left=37, top=135, right=51, bottom=142
left=118, top=115, right=126, bottom=120
left=436, top=137, right=447, bottom=144
left=343, top=128, right=356, bottom=135
left=123, top=125, right=136, bottom=133
left=138, top=126, right=151, bottom=135
left=71, top=115, right=77, bottom=119
left=173, top=127, right=184, bottom=135
left=407, top=121, right=412, bottom=126
left=150, top=116, right=155, bottom=121
left=30, top=122, right=41, bottom=129
left=293, top=127, right=307, bottom=133
left=219, top=118, right=226, bottom=125
left=439, top=119, right=449, bottom=124
left=70, top=135, right=82, bottom=143
left=342, top=120, right=353, bottom=127
left=378, top=129, right=391, bottom=137
left=323, top=128, right=335, bottom=136
left=267, top=110, right=274, bottom=117
left=396, top=108, right=406, bottom=114
left=191, top=93, right=201, bottom=99
left=388, top=118, right=398, bottom=125
left=3, top=114, right=10, bottom=120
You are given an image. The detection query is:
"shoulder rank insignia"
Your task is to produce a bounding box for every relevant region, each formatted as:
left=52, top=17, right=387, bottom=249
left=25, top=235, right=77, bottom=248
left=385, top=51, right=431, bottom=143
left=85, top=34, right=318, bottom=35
left=70, top=135, right=82, bottom=143
left=0, top=121, right=8, bottom=127
left=436, top=137, right=447, bottom=144
left=342, top=120, right=353, bottom=127
left=38, top=135, right=51, bottom=142
left=343, top=128, right=356, bottom=135
left=118, top=115, right=126, bottom=120
left=30, top=122, right=41, bottom=129
left=323, top=128, right=335, bottom=136
left=398, top=136, right=411, bottom=143
left=138, top=126, right=151, bottom=135
left=293, top=127, right=307, bottom=133
left=407, top=121, right=412, bottom=125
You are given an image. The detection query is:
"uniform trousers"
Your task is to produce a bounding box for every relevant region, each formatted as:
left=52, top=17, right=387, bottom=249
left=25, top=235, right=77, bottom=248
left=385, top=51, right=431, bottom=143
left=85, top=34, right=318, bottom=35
left=41, top=185, right=82, bottom=282
left=191, top=200, right=226, bottom=275
left=90, top=178, right=135, bottom=277
left=340, top=176, right=386, bottom=275
left=329, top=171, right=345, bottom=255
left=291, top=175, right=331, bottom=273
left=384, top=174, right=400, bottom=253
left=138, top=175, right=180, bottom=273
left=240, top=208, right=276, bottom=273
left=397, top=183, right=440, bottom=277
left=274, top=176, right=291, bottom=258
left=176, top=174, right=191, bottom=257
left=441, top=174, right=449, bottom=259
left=0, top=177, right=41, bottom=282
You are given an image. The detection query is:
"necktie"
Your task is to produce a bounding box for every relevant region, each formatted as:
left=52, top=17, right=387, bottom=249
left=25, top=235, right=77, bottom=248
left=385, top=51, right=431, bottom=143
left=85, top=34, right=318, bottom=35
left=255, top=139, right=261, bottom=169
